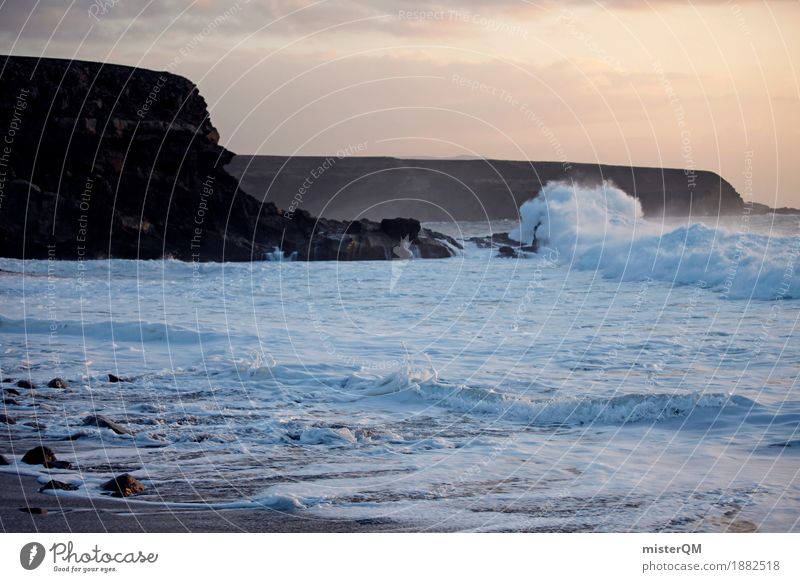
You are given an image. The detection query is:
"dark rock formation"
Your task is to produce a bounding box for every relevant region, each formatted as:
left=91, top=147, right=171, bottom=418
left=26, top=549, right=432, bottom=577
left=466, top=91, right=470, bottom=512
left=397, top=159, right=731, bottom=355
left=380, top=218, right=421, bottom=241
left=0, top=454, right=9, bottom=465
left=0, top=413, right=15, bottom=424
left=108, top=373, right=131, bottom=383
left=47, top=378, right=68, bottom=388
left=4, top=388, right=21, bottom=396
left=40, top=480, right=78, bottom=492
left=20, top=507, right=48, bottom=515
left=497, top=246, right=517, bottom=258
left=83, top=413, right=131, bottom=435
left=101, top=474, right=145, bottom=497
left=16, top=380, right=35, bottom=389
left=20, top=445, right=56, bottom=465
left=469, top=232, right=519, bottom=249
left=0, top=56, right=456, bottom=261
left=20, top=446, right=71, bottom=469
left=229, top=156, right=747, bottom=221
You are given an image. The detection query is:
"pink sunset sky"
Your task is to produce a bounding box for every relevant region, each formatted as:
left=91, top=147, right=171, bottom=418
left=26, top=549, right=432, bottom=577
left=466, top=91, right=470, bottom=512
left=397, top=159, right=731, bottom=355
left=2, top=0, right=798, bottom=207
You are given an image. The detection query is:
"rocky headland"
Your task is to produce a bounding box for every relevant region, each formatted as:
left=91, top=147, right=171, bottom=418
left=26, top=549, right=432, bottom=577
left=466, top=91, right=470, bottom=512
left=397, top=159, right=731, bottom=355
left=0, top=55, right=458, bottom=261
left=228, top=155, right=759, bottom=222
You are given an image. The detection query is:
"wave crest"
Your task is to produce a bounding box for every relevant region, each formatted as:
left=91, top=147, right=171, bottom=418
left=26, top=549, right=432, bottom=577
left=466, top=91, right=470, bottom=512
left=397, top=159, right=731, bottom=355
left=510, top=181, right=800, bottom=300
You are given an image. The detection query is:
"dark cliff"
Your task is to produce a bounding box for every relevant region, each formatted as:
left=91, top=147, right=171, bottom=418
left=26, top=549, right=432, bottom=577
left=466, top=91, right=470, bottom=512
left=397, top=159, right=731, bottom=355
left=0, top=56, right=456, bottom=261
left=228, top=156, right=745, bottom=222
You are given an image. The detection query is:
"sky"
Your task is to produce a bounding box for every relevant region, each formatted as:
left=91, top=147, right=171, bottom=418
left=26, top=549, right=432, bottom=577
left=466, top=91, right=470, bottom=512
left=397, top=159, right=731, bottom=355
left=1, top=0, right=798, bottom=207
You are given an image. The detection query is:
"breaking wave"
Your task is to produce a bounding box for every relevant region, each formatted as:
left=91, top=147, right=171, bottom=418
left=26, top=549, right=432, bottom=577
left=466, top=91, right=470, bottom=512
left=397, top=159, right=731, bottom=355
left=510, top=181, right=800, bottom=300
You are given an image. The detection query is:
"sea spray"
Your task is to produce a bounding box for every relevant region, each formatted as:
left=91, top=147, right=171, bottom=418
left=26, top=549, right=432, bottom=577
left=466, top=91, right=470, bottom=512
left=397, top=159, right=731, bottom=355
left=511, top=181, right=799, bottom=299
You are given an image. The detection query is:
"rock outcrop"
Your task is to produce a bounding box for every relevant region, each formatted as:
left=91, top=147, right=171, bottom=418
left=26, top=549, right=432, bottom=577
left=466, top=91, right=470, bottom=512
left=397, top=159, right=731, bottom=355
left=0, top=56, right=458, bottom=261
left=20, top=446, right=55, bottom=466
left=82, top=413, right=131, bottom=435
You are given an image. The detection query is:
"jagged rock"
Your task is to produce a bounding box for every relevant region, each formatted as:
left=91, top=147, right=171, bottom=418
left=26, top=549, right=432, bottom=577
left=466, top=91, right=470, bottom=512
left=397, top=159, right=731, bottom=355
left=108, top=373, right=131, bottom=383
left=4, top=388, right=21, bottom=396
left=0, top=413, right=16, bottom=424
left=380, top=218, right=421, bottom=241
left=47, top=460, right=73, bottom=470
left=47, top=378, right=68, bottom=388
left=16, top=380, right=35, bottom=389
left=21, top=446, right=56, bottom=465
left=39, top=480, right=79, bottom=492
left=498, top=246, right=518, bottom=258
left=3, top=398, right=19, bottom=406
left=82, top=414, right=131, bottom=435
left=468, top=232, right=518, bottom=248
left=0, top=56, right=457, bottom=262
left=101, top=474, right=145, bottom=497
left=0, top=454, right=9, bottom=465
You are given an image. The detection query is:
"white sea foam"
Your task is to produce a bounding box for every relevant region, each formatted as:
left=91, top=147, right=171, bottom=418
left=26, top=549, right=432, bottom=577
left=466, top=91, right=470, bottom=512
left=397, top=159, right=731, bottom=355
left=345, top=363, right=756, bottom=426
left=2, top=211, right=799, bottom=531
left=510, top=181, right=800, bottom=299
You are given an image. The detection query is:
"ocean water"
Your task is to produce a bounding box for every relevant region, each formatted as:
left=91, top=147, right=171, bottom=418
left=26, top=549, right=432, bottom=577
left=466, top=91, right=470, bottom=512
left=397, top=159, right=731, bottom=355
left=1, top=183, right=799, bottom=531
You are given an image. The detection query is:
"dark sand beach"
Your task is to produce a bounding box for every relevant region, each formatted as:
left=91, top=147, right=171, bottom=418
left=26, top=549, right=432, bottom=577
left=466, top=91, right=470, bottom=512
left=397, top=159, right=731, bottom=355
left=0, top=472, right=401, bottom=533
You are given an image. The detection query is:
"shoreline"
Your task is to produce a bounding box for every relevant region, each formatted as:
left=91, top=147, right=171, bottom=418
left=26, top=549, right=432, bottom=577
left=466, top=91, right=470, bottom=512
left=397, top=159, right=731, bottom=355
left=0, top=472, right=403, bottom=533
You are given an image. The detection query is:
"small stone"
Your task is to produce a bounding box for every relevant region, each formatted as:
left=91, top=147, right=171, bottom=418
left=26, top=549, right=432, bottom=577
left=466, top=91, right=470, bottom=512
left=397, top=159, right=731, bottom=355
left=47, top=378, right=68, bottom=388
left=101, top=474, right=145, bottom=497
left=0, top=454, right=10, bottom=465
left=21, top=446, right=56, bottom=465
left=82, top=414, right=132, bottom=435
left=46, top=460, right=73, bottom=470
left=0, top=413, right=16, bottom=424
left=107, top=373, right=131, bottom=383
left=20, top=507, right=48, bottom=515
left=16, top=380, right=35, bottom=389
left=4, top=398, right=19, bottom=406
left=3, top=388, right=21, bottom=396
left=39, top=480, right=78, bottom=492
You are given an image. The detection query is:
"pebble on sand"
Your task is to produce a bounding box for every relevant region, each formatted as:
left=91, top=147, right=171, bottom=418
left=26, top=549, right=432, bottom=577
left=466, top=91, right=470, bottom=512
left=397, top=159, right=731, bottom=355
left=40, top=480, right=79, bottom=492
left=101, top=474, right=145, bottom=497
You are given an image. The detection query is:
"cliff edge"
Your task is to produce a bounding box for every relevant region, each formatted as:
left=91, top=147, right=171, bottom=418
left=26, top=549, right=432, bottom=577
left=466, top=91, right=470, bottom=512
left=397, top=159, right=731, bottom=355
left=0, top=56, right=457, bottom=261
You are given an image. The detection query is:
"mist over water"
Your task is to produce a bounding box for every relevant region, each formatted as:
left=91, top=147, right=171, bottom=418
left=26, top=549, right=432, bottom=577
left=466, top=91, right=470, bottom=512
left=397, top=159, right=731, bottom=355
left=510, top=181, right=800, bottom=300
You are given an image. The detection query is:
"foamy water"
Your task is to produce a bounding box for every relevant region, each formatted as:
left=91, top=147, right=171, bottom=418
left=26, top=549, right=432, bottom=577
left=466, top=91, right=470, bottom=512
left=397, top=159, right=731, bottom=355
left=1, top=184, right=798, bottom=531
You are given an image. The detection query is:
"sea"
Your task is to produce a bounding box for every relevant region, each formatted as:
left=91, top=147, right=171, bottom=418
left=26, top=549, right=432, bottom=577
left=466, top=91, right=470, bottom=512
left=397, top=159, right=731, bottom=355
left=1, top=182, right=799, bottom=531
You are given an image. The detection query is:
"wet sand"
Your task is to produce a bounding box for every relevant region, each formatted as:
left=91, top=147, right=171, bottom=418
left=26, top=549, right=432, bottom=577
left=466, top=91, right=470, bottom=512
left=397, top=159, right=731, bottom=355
left=0, top=472, right=402, bottom=533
